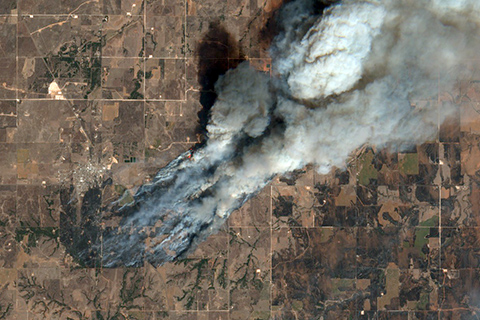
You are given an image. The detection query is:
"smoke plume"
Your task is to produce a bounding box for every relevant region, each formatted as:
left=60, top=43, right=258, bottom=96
left=98, top=0, right=480, bottom=267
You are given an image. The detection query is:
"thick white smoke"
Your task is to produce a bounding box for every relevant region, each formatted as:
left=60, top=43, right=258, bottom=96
left=100, top=0, right=480, bottom=266
left=207, top=0, right=480, bottom=216
left=276, top=1, right=386, bottom=99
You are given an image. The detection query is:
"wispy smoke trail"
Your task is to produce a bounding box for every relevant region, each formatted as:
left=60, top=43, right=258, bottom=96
left=99, top=0, right=480, bottom=267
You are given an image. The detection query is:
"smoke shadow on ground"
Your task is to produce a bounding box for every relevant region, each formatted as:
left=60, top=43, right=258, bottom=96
left=58, top=1, right=343, bottom=269
left=195, top=21, right=245, bottom=144
left=193, top=2, right=337, bottom=143
left=58, top=23, right=246, bottom=268
left=259, top=0, right=338, bottom=52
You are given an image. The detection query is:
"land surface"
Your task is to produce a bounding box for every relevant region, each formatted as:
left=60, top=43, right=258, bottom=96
left=0, top=0, right=480, bottom=319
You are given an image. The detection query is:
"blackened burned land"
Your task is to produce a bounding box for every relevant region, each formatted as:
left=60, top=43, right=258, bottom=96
left=59, top=183, right=104, bottom=268
left=57, top=22, right=248, bottom=267
left=3, top=1, right=480, bottom=320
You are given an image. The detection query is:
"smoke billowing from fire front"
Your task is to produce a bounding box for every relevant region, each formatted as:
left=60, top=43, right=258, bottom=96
left=97, top=0, right=480, bottom=266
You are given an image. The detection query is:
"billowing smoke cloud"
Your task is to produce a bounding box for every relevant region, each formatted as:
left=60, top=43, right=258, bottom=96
left=99, top=0, right=480, bottom=267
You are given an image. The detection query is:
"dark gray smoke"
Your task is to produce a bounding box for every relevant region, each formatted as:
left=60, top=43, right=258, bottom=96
left=98, top=0, right=480, bottom=267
